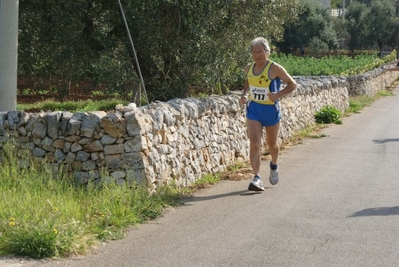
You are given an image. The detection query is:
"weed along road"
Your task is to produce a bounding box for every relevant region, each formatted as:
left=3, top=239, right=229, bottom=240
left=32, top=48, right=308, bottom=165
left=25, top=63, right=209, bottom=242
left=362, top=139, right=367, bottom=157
left=4, top=85, right=399, bottom=267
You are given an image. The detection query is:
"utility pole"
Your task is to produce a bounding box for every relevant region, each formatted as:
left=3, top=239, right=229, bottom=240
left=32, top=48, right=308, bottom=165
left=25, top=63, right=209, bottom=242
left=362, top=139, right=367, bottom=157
left=0, top=0, right=19, bottom=112
left=397, top=0, right=399, bottom=59
left=342, top=0, right=345, bottom=16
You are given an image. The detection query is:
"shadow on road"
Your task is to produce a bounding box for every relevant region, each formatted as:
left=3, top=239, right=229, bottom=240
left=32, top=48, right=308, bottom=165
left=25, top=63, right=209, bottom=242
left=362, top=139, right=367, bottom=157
left=372, top=138, right=399, bottom=144
left=181, top=188, right=271, bottom=204
left=349, top=206, right=399, bottom=217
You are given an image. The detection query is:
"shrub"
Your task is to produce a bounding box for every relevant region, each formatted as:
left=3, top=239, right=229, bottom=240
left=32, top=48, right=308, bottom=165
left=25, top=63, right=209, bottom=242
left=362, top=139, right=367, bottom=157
left=315, top=106, right=342, bottom=124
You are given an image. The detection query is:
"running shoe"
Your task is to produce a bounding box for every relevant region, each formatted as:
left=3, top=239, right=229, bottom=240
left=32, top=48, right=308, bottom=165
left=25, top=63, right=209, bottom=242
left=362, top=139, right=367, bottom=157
left=269, top=169, right=279, bottom=185
left=248, top=175, right=265, bottom=191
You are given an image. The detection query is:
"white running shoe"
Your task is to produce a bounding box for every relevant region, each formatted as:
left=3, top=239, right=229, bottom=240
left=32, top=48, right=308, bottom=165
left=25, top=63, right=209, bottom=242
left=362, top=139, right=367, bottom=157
left=248, top=176, right=265, bottom=191
left=269, top=169, right=279, bottom=185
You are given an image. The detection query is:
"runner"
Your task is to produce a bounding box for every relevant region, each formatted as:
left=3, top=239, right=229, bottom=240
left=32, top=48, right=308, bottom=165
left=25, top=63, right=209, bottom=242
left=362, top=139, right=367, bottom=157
left=239, top=37, right=297, bottom=191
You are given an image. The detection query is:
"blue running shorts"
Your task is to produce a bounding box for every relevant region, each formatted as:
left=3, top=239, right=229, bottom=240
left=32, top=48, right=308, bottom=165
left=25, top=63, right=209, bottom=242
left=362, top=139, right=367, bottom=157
left=246, top=100, right=281, bottom=127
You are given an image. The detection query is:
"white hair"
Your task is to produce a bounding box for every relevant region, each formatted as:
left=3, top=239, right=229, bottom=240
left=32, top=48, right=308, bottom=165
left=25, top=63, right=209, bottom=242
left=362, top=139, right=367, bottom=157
left=250, top=37, right=270, bottom=52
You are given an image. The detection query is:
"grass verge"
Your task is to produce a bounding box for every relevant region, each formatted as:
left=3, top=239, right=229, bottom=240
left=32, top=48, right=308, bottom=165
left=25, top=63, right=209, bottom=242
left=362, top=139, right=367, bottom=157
left=17, top=99, right=129, bottom=113
left=0, top=141, right=182, bottom=259
left=346, top=89, right=394, bottom=115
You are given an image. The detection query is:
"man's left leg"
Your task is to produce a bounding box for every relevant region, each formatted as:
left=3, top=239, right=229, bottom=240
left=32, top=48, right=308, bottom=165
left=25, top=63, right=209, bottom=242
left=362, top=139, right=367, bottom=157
left=265, top=122, right=280, bottom=185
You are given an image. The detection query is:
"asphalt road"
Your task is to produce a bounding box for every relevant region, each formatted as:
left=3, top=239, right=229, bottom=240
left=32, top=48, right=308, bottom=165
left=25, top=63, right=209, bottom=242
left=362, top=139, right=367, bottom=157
left=3, top=85, right=399, bottom=267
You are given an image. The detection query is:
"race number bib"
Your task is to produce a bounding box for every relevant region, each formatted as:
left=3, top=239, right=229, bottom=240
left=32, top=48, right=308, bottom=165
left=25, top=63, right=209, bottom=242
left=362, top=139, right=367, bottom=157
left=249, top=86, right=269, bottom=102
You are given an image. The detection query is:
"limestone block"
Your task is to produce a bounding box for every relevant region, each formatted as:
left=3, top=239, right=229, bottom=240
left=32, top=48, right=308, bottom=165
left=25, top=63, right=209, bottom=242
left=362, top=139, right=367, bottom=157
left=126, top=169, right=146, bottom=185
left=152, top=108, right=164, bottom=131
left=100, top=135, right=117, bottom=145
left=66, top=113, right=84, bottom=136
left=104, top=154, right=122, bottom=168
left=32, top=122, right=47, bottom=138
left=156, top=144, right=169, bottom=155
left=82, top=160, right=97, bottom=170
left=45, top=112, right=62, bottom=140
left=100, top=113, right=126, bottom=138
left=43, top=145, right=55, bottom=152
left=91, top=152, right=101, bottom=161
left=71, top=161, right=82, bottom=171
left=76, top=151, right=91, bottom=162
left=19, top=111, right=30, bottom=126
left=18, top=126, right=27, bottom=136
left=65, top=135, right=81, bottom=143
left=33, top=147, right=46, bottom=157
left=45, top=152, right=55, bottom=162
left=124, top=135, right=147, bottom=153
left=178, top=125, right=189, bottom=138
left=81, top=111, right=106, bottom=138
left=71, top=143, right=83, bottom=153
left=192, top=98, right=208, bottom=117
left=65, top=152, right=75, bottom=164
left=7, top=111, right=19, bottom=130
left=111, top=171, right=126, bottom=180
left=61, top=112, right=73, bottom=136
left=147, top=149, right=160, bottom=166
left=55, top=149, right=66, bottom=162
left=104, top=144, right=124, bottom=155
left=20, top=142, right=35, bottom=150
left=84, top=140, right=104, bottom=152
left=93, top=132, right=101, bottom=139
left=64, top=142, right=72, bottom=153
left=52, top=139, right=65, bottom=149
left=41, top=136, right=53, bottom=147
left=78, top=138, right=94, bottom=145
left=158, top=154, right=167, bottom=165
left=123, top=152, right=146, bottom=169
left=163, top=109, right=176, bottom=126
left=18, top=136, right=30, bottom=143
left=125, top=111, right=153, bottom=136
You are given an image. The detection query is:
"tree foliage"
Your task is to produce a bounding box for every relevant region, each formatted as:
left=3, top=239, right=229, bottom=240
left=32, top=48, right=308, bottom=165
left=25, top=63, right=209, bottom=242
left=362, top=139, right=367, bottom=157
left=18, top=0, right=300, bottom=103
left=276, top=0, right=337, bottom=54
left=17, top=0, right=399, bottom=103
left=345, top=1, right=371, bottom=50
left=345, top=0, right=399, bottom=51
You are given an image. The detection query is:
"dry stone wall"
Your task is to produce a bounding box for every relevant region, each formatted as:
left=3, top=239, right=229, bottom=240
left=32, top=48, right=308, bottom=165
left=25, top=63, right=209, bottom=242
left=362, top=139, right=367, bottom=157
left=0, top=70, right=398, bottom=188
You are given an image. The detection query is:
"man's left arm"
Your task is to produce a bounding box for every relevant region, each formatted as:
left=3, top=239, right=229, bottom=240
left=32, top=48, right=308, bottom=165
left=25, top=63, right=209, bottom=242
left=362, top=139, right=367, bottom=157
left=268, top=64, right=297, bottom=103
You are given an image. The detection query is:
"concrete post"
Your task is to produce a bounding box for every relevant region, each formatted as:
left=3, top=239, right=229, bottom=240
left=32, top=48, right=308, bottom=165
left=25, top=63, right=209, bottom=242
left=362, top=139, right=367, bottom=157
left=397, top=1, right=399, bottom=59
left=0, top=0, right=19, bottom=111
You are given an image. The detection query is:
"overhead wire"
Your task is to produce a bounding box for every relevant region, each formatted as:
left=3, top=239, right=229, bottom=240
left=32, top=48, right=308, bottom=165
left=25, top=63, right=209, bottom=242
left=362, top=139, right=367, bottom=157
left=117, top=0, right=149, bottom=106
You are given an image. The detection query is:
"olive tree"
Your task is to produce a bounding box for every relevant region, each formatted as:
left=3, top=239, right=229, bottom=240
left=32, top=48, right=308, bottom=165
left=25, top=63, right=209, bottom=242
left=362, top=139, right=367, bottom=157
left=18, top=0, right=300, bottom=103
left=276, top=0, right=337, bottom=55
left=345, top=0, right=399, bottom=51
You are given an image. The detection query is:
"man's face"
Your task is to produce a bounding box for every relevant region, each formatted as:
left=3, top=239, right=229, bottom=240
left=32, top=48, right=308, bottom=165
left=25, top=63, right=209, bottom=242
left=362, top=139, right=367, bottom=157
left=251, top=44, right=268, bottom=63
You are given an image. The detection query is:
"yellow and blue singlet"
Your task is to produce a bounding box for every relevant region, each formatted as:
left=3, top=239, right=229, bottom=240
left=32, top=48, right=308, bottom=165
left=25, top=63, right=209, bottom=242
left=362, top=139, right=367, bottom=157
left=246, top=60, right=282, bottom=126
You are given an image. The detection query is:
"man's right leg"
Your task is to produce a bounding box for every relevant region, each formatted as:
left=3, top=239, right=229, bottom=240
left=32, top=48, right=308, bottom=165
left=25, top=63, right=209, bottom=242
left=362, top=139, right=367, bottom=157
left=247, top=119, right=263, bottom=175
left=247, top=119, right=264, bottom=191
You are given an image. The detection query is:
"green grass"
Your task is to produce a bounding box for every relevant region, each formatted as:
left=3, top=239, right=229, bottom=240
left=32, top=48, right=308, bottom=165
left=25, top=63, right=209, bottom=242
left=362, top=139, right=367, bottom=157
left=17, top=99, right=129, bottom=113
left=226, top=161, right=248, bottom=172
left=188, top=173, right=221, bottom=190
left=270, top=50, right=396, bottom=76
left=345, top=89, right=394, bottom=114
left=0, top=141, right=182, bottom=259
left=296, top=126, right=328, bottom=139
left=287, top=122, right=329, bottom=143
